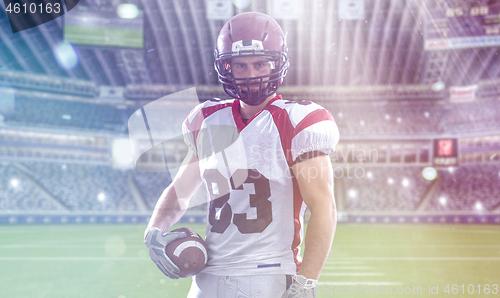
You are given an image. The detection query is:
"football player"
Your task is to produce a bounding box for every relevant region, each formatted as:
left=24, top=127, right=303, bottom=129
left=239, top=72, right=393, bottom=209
left=144, top=12, right=339, bottom=297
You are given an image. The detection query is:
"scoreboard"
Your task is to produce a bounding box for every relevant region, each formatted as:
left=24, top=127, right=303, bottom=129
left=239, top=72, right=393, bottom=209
left=433, top=138, right=459, bottom=166
left=424, top=0, right=500, bottom=50
left=64, top=5, right=144, bottom=48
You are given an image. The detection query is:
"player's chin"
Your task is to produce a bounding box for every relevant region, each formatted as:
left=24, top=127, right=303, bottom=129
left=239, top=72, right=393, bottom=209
left=238, top=89, right=261, bottom=100
left=238, top=84, right=268, bottom=94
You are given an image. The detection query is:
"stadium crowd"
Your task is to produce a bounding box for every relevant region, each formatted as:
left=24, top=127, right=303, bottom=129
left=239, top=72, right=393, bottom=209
left=321, top=102, right=447, bottom=136
left=342, top=167, right=432, bottom=211
left=1, top=161, right=499, bottom=213
left=442, top=101, right=500, bottom=133
left=0, top=163, right=60, bottom=211
left=427, top=164, right=500, bottom=212
left=7, top=96, right=126, bottom=132
left=0, top=162, right=136, bottom=211
left=2, top=94, right=500, bottom=214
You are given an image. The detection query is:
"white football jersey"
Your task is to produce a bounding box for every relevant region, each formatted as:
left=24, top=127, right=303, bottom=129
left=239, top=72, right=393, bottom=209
left=182, top=95, right=339, bottom=276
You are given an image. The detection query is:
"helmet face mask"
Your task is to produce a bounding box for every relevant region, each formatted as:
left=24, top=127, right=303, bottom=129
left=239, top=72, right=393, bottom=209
left=214, top=12, right=289, bottom=106
left=215, top=51, right=289, bottom=106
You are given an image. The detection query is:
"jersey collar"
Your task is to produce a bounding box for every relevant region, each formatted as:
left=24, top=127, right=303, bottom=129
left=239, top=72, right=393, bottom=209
left=232, top=95, right=282, bottom=131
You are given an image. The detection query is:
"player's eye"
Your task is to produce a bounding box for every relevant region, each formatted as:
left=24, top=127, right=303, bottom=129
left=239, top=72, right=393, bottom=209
left=253, top=61, right=275, bottom=71
left=234, top=63, right=247, bottom=69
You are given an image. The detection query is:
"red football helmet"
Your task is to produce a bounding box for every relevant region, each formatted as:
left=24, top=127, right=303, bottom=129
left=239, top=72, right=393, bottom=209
left=215, top=12, right=289, bottom=106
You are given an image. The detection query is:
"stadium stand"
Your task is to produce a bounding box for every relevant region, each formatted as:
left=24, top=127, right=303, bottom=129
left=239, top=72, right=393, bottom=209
left=2, top=160, right=500, bottom=214
left=5, top=93, right=500, bottom=138
left=0, top=70, right=97, bottom=97
left=6, top=96, right=127, bottom=132
left=17, top=161, right=137, bottom=211
left=132, top=170, right=172, bottom=209
left=0, top=163, right=62, bottom=211
left=427, top=164, right=500, bottom=212
left=342, top=166, right=432, bottom=211
left=0, top=160, right=202, bottom=212
left=442, top=101, right=500, bottom=133
left=325, top=103, right=447, bottom=136
left=2, top=96, right=500, bottom=214
left=132, top=169, right=207, bottom=212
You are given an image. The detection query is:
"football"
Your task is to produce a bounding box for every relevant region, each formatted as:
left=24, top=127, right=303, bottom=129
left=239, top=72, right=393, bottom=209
left=165, top=227, right=208, bottom=278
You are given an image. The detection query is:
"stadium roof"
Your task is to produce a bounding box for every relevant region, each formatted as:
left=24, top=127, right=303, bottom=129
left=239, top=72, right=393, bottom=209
left=0, top=0, right=499, bottom=90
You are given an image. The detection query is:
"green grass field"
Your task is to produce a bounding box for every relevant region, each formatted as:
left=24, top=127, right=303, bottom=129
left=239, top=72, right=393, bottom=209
left=0, top=224, right=499, bottom=297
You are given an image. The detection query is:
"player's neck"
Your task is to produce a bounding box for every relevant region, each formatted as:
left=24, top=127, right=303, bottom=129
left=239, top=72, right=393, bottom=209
left=239, top=95, right=276, bottom=119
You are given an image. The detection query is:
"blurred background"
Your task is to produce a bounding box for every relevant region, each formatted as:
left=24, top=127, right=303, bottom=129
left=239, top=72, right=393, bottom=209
left=0, top=0, right=500, bottom=225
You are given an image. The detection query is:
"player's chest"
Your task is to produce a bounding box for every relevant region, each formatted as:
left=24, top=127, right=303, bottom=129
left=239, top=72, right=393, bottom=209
left=197, top=115, right=285, bottom=168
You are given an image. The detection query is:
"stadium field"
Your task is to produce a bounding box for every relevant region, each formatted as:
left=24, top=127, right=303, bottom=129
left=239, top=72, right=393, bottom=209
left=0, top=224, right=499, bottom=298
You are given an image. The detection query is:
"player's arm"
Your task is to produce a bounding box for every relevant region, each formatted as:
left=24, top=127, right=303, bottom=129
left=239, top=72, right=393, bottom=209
left=292, top=153, right=336, bottom=280
left=147, top=149, right=203, bottom=232
left=144, top=149, right=203, bottom=279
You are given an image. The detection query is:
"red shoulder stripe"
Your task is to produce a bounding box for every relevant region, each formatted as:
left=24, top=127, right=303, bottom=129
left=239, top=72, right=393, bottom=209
left=266, top=105, right=294, bottom=165
left=293, top=109, right=334, bottom=138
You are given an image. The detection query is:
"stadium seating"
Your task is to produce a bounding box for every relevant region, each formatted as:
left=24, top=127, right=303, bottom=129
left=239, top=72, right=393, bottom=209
left=6, top=94, right=500, bottom=137
left=6, top=96, right=126, bottom=132
left=0, top=161, right=203, bottom=212
left=0, top=163, right=62, bottom=211
left=442, top=101, right=500, bottom=133
left=427, top=164, right=500, bottom=212
left=342, top=166, right=432, bottom=211
left=11, top=162, right=136, bottom=211
left=1, top=158, right=500, bottom=214
left=132, top=170, right=172, bottom=209
left=325, top=103, right=447, bottom=136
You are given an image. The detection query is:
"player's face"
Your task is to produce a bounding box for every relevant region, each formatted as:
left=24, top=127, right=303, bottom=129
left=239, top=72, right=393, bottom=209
left=230, top=56, right=275, bottom=92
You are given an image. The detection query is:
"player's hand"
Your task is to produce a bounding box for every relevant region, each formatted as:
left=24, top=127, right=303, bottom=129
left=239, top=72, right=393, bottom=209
left=144, top=227, right=187, bottom=279
left=281, top=275, right=318, bottom=298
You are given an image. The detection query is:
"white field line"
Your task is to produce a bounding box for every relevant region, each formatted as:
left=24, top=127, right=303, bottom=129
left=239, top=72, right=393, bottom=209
left=0, top=225, right=143, bottom=238
left=7, top=243, right=498, bottom=249
left=451, top=229, right=500, bottom=234
left=0, top=244, right=145, bottom=248
left=323, top=266, right=373, bottom=270
left=321, top=273, right=385, bottom=276
left=0, top=230, right=42, bottom=234
left=318, top=282, right=403, bottom=286
left=0, top=235, right=141, bottom=247
left=329, top=257, right=500, bottom=261
left=334, top=245, right=500, bottom=248
left=1, top=256, right=498, bottom=263
left=0, top=257, right=149, bottom=261
left=325, top=261, right=362, bottom=265
left=323, top=256, right=397, bottom=287
left=0, top=226, right=143, bottom=233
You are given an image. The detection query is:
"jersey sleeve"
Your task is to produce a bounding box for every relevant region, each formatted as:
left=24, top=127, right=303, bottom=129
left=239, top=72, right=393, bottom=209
left=289, top=104, right=339, bottom=162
